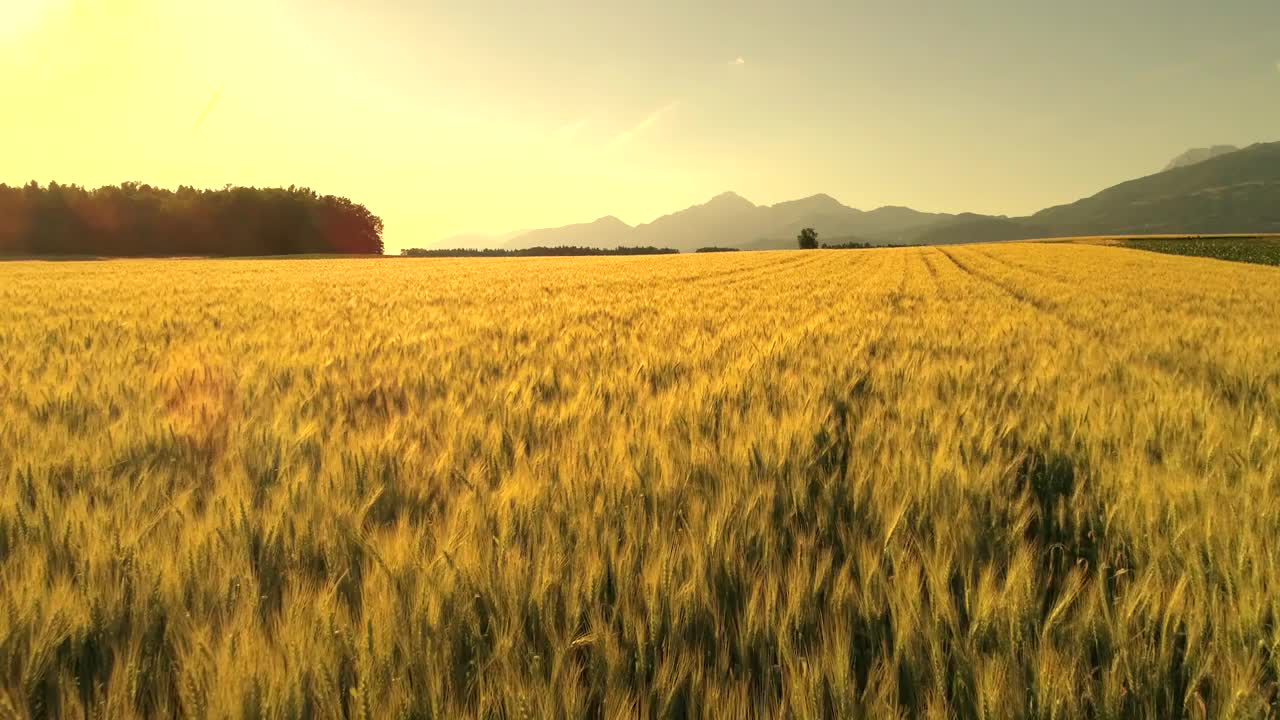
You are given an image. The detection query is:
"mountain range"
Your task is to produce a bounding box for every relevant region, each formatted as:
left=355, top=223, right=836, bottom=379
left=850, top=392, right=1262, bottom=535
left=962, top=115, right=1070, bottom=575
left=433, top=142, right=1280, bottom=251
left=435, top=193, right=952, bottom=253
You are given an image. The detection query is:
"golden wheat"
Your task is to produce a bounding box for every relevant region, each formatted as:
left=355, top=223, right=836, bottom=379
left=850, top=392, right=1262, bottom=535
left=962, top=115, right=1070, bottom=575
left=0, top=243, right=1277, bottom=718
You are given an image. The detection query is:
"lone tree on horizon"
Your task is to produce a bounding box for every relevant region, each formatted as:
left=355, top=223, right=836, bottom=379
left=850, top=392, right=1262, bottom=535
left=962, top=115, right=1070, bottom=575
left=797, top=227, right=819, bottom=249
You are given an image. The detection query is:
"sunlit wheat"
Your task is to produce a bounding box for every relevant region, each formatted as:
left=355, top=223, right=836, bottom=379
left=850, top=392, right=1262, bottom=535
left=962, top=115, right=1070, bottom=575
left=0, top=243, right=1277, bottom=718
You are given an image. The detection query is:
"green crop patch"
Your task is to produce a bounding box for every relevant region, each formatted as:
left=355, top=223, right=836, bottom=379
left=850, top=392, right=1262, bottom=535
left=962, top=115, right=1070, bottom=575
left=1121, top=236, right=1280, bottom=266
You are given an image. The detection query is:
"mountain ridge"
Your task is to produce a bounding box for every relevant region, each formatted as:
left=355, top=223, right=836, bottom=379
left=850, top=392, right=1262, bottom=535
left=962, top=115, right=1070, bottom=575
left=1163, top=145, right=1240, bottom=172
left=499, top=192, right=950, bottom=252
left=1025, top=141, right=1280, bottom=237
left=435, top=142, right=1279, bottom=251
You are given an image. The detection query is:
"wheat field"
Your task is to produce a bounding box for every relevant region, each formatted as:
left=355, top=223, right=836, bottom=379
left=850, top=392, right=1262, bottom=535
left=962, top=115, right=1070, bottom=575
left=1, top=243, right=1277, bottom=719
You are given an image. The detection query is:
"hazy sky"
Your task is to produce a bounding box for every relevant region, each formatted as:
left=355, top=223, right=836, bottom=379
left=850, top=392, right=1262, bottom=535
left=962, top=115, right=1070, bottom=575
left=3, top=0, right=1278, bottom=251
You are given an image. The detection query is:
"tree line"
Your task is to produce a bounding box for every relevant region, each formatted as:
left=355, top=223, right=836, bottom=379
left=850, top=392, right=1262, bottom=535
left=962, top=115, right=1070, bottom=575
left=797, top=227, right=910, bottom=250
left=0, top=182, right=384, bottom=257
left=401, top=246, right=679, bottom=258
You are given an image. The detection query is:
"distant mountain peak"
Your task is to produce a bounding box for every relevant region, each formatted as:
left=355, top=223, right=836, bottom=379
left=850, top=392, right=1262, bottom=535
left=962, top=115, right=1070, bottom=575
left=800, top=192, right=839, bottom=203
left=706, top=191, right=755, bottom=207
left=1163, top=145, right=1240, bottom=172
left=773, top=193, right=847, bottom=210
left=592, top=215, right=631, bottom=227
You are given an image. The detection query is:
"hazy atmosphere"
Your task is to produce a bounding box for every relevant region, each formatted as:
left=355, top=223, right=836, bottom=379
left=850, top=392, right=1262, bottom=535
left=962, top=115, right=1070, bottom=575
left=7, top=2, right=1280, bottom=717
left=3, top=0, right=1278, bottom=251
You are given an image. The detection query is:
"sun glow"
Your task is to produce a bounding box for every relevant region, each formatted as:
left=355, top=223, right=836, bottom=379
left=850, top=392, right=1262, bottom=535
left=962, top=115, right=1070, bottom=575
left=0, top=0, right=57, bottom=42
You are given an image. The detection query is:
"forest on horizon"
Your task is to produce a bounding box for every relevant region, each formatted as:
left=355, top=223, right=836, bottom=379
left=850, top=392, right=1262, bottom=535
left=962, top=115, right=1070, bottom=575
left=0, top=182, right=384, bottom=257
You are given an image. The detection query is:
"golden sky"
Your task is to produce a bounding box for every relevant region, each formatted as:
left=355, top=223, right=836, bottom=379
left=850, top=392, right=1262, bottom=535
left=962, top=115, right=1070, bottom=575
left=3, top=0, right=1278, bottom=251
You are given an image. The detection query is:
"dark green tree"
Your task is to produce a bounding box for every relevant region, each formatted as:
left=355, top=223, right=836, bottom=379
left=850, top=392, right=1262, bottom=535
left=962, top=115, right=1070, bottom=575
left=797, top=227, right=819, bottom=249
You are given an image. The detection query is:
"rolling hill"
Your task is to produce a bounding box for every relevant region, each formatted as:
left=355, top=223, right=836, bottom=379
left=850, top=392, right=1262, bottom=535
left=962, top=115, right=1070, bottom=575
left=908, top=214, right=1041, bottom=246
left=507, top=216, right=635, bottom=250
left=899, top=142, right=1280, bottom=244
left=429, top=228, right=530, bottom=250
left=1025, top=141, right=1280, bottom=237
